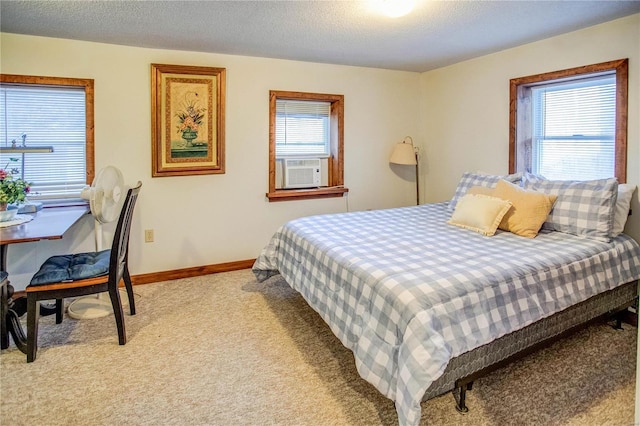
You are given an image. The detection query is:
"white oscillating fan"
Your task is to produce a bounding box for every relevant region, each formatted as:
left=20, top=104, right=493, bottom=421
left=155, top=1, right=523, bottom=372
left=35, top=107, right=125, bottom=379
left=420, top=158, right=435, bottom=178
left=67, top=166, right=129, bottom=320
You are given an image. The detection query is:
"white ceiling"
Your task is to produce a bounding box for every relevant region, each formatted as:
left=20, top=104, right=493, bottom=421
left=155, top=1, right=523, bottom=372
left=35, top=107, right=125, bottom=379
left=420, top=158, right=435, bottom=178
left=1, top=1, right=639, bottom=72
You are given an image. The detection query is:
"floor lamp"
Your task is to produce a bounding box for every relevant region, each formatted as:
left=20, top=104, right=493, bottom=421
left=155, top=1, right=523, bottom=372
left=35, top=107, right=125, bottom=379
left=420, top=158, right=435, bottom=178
left=389, top=136, right=419, bottom=205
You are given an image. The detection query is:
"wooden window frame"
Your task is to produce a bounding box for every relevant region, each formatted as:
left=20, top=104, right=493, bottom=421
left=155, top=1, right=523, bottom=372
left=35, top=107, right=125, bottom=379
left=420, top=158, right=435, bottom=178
left=0, top=74, right=95, bottom=194
left=509, top=58, right=628, bottom=183
left=267, top=90, right=348, bottom=202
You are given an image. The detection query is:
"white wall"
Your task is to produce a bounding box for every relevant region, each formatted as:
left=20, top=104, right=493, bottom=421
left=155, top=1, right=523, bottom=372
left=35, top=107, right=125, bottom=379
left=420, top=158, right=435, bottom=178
left=419, top=13, right=640, bottom=242
left=0, top=33, right=421, bottom=290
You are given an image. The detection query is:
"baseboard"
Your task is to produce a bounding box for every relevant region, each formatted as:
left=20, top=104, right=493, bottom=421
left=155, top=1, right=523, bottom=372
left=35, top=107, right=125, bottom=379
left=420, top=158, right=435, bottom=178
left=11, top=259, right=257, bottom=299
left=130, top=259, right=256, bottom=285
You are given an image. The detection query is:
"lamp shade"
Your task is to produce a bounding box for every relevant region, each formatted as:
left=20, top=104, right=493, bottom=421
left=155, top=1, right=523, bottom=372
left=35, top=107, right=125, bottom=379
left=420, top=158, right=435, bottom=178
left=389, top=142, right=417, bottom=165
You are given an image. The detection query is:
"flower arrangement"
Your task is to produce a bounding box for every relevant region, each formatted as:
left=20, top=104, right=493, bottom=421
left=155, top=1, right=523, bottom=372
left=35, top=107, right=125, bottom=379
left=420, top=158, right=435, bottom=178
left=0, top=159, right=31, bottom=208
left=176, top=92, right=207, bottom=133
left=175, top=91, right=206, bottom=134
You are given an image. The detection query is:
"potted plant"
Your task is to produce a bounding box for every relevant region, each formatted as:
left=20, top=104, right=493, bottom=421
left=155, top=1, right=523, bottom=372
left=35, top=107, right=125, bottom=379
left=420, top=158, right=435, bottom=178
left=0, top=160, right=31, bottom=220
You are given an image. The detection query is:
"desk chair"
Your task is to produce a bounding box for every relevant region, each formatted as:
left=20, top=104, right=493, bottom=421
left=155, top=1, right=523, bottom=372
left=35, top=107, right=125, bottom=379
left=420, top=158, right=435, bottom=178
left=25, top=182, right=142, bottom=362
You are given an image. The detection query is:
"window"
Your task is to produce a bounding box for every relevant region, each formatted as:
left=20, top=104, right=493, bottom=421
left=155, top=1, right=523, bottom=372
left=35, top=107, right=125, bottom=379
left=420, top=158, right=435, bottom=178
left=268, top=90, right=348, bottom=201
left=0, top=74, right=94, bottom=203
left=509, top=59, right=628, bottom=182
left=276, top=99, right=331, bottom=157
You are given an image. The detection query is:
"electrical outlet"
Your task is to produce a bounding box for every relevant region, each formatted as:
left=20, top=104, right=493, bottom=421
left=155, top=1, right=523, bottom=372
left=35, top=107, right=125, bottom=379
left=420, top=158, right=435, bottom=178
left=144, top=229, right=154, bottom=243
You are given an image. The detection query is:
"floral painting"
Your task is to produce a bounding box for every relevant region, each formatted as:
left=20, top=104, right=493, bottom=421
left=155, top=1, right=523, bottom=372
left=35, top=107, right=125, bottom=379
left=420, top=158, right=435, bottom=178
left=151, top=64, right=226, bottom=177
left=167, top=80, right=211, bottom=158
left=175, top=91, right=206, bottom=143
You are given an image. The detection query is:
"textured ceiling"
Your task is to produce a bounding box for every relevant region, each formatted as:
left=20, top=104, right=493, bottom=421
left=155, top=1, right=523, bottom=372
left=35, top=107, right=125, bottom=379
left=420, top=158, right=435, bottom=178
left=1, top=1, right=639, bottom=72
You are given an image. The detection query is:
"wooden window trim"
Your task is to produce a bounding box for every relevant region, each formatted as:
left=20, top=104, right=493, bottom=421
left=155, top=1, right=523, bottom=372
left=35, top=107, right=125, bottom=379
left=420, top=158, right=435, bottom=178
left=509, top=58, right=628, bottom=183
left=0, top=73, right=95, bottom=188
left=267, top=90, right=348, bottom=202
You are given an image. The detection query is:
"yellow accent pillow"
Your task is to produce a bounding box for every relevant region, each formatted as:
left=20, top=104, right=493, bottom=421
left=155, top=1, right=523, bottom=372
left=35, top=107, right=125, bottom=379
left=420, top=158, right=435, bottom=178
left=447, top=194, right=513, bottom=236
left=492, top=179, right=558, bottom=238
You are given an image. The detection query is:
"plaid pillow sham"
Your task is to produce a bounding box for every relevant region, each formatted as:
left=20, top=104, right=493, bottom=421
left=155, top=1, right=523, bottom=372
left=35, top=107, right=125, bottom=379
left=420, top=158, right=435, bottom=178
left=448, top=171, right=522, bottom=212
left=522, top=173, right=618, bottom=242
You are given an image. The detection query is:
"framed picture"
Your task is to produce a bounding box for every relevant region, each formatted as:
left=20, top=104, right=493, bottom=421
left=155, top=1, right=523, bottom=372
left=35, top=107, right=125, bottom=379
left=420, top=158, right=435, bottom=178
left=151, top=64, right=226, bottom=177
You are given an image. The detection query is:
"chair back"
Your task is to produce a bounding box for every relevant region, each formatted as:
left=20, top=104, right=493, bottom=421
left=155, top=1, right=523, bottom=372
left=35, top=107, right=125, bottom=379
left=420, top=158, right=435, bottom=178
left=108, top=181, right=142, bottom=292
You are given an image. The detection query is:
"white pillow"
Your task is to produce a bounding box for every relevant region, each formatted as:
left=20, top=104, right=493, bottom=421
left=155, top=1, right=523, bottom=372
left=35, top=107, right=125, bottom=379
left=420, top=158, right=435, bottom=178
left=611, top=184, right=636, bottom=237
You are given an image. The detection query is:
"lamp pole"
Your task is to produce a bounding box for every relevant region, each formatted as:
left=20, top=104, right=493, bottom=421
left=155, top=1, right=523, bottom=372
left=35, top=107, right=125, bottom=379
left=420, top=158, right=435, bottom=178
left=415, top=151, right=419, bottom=205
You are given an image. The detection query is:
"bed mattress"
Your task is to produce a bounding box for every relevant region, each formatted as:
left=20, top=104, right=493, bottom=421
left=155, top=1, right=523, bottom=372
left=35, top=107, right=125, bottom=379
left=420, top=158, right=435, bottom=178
left=253, top=203, right=640, bottom=425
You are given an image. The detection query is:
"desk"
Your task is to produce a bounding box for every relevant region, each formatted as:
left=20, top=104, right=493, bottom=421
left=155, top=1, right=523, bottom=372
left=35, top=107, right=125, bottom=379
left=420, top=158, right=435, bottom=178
left=0, top=206, right=89, bottom=353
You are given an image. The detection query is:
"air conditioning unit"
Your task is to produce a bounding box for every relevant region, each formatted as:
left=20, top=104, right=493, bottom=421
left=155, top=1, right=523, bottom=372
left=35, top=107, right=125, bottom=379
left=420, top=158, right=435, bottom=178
left=283, top=158, right=321, bottom=189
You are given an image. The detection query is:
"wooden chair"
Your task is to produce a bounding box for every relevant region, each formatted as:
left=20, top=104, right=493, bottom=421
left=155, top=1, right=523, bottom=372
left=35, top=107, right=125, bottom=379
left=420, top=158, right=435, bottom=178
left=25, top=182, right=142, bottom=362
left=1, top=271, right=9, bottom=349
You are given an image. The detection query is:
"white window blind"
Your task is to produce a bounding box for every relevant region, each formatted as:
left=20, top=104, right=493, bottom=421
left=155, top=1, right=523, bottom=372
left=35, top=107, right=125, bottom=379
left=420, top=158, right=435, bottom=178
left=532, top=74, right=615, bottom=181
left=275, top=99, right=330, bottom=157
left=0, top=84, right=87, bottom=199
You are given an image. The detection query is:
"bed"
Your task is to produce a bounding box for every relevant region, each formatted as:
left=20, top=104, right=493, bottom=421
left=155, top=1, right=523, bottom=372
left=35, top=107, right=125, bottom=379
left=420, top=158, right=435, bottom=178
left=252, top=172, right=640, bottom=425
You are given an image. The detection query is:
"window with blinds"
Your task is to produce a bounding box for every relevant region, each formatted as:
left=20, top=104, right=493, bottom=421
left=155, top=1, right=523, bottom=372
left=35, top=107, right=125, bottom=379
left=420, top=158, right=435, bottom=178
left=531, top=74, right=616, bottom=181
left=275, top=99, right=330, bottom=157
left=0, top=84, right=87, bottom=199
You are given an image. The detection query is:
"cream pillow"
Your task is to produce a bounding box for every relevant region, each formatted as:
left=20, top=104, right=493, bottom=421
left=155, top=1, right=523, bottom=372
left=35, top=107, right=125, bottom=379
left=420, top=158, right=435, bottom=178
left=447, top=194, right=512, bottom=236
left=492, top=179, right=557, bottom=238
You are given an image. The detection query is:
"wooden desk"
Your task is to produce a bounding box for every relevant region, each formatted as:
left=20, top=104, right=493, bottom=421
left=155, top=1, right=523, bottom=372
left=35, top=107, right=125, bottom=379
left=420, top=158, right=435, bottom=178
left=0, top=206, right=90, bottom=352
left=0, top=206, right=90, bottom=266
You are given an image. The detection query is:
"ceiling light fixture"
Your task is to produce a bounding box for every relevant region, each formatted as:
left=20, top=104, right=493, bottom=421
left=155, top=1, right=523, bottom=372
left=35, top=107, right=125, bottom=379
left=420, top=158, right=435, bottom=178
left=375, top=0, right=415, bottom=18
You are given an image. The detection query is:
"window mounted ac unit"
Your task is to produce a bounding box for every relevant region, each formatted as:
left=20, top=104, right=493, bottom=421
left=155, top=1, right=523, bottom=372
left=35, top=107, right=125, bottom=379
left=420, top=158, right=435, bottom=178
left=283, top=158, right=321, bottom=189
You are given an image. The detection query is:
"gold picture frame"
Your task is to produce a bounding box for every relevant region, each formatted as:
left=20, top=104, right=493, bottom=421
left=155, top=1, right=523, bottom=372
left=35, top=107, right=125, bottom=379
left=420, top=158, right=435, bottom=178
left=151, top=64, right=225, bottom=177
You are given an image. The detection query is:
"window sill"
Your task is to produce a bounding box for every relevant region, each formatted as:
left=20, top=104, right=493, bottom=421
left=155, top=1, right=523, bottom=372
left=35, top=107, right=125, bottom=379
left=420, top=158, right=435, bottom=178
left=267, top=187, right=349, bottom=202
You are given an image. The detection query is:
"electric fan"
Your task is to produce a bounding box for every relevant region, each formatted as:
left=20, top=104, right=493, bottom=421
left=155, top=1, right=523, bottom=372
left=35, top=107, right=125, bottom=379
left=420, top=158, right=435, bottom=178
left=67, top=166, right=129, bottom=319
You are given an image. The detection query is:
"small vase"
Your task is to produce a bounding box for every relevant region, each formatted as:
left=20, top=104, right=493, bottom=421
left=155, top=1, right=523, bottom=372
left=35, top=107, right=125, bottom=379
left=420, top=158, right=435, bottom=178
left=0, top=204, right=19, bottom=222
left=182, top=130, right=198, bottom=146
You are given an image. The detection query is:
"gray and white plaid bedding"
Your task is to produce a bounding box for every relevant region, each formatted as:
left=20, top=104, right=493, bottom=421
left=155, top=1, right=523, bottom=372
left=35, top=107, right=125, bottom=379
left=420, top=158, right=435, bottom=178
left=252, top=203, right=640, bottom=426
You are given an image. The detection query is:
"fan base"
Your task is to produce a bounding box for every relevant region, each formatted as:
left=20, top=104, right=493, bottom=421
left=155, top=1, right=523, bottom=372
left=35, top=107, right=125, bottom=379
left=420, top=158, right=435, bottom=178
left=67, top=291, right=131, bottom=320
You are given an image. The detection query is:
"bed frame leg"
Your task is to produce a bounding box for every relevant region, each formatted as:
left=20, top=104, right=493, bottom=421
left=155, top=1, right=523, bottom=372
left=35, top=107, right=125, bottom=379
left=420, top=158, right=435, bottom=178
left=612, top=311, right=624, bottom=330
left=453, top=381, right=473, bottom=413
left=614, top=318, right=623, bottom=330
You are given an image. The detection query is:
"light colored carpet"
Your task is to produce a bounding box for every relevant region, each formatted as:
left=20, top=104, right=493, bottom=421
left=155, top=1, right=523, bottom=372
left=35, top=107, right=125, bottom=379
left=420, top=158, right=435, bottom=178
left=1, top=269, right=636, bottom=425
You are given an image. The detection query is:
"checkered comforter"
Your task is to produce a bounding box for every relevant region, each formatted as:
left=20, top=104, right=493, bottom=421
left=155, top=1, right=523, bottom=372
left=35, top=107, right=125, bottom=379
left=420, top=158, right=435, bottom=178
left=252, top=203, right=640, bottom=425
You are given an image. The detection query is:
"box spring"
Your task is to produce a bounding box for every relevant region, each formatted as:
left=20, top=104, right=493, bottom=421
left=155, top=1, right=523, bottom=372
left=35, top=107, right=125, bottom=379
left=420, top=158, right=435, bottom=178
left=423, top=280, right=638, bottom=402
